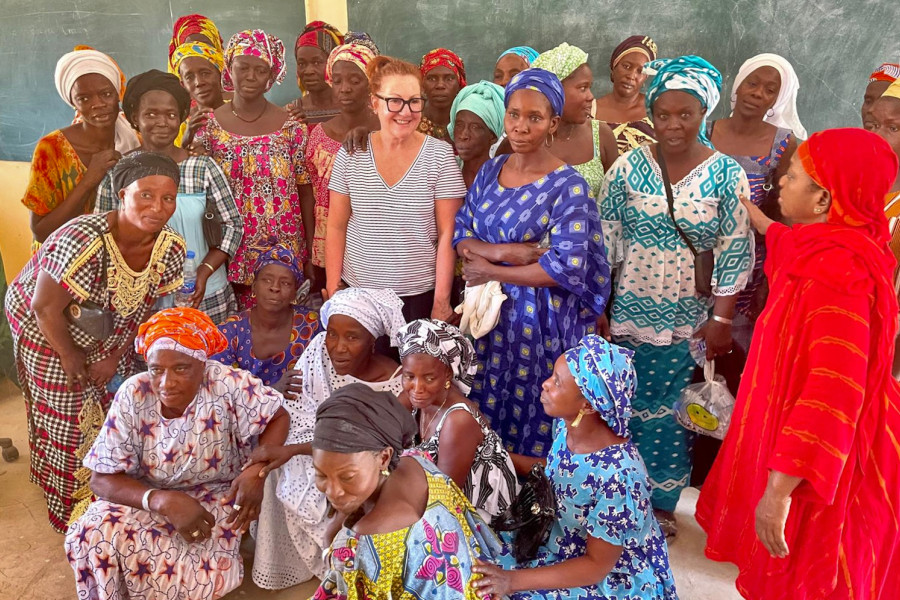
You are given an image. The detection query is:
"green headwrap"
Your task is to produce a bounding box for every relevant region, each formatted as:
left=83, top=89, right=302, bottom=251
left=532, top=42, right=589, bottom=81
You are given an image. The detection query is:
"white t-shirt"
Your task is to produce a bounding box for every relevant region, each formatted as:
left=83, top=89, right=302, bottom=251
left=328, top=134, right=466, bottom=296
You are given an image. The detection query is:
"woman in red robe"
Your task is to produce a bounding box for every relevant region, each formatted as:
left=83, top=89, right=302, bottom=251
left=696, top=127, right=900, bottom=600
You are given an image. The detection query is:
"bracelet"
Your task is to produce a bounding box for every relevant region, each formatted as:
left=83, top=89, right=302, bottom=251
left=199, top=262, right=216, bottom=273
left=141, top=488, right=156, bottom=512
left=711, top=314, right=733, bottom=325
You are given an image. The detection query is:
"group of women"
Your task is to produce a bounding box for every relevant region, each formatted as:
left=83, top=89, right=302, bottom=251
left=3, top=9, right=900, bottom=600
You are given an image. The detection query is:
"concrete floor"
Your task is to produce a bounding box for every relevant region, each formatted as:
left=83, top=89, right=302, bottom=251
left=0, top=376, right=741, bottom=599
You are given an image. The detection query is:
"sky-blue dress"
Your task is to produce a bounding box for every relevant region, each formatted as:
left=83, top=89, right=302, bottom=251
left=453, top=156, right=610, bottom=456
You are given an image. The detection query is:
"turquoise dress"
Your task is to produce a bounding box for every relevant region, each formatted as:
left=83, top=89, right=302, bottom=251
left=499, top=420, right=678, bottom=600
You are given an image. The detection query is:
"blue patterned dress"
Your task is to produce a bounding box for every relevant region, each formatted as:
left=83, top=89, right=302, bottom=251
left=600, top=145, right=752, bottom=511
left=64, top=362, right=284, bottom=600
left=499, top=420, right=678, bottom=599
left=453, top=156, right=611, bottom=456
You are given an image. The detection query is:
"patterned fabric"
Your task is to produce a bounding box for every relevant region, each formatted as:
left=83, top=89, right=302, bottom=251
left=607, top=118, right=657, bottom=155
left=65, top=362, right=283, bottom=600
left=563, top=335, right=637, bottom=438
left=212, top=307, right=320, bottom=387
left=304, top=124, right=342, bottom=267
left=325, top=43, right=376, bottom=85
left=644, top=56, right=722, bottom=147
left=170, top=41, right=224, bottom=76
left=168, top=13, right=224, bottom=73
left=417, top=116, right=451, bottom=141
left=296, top=21, right=344, bottom=54
left=600, top=145, right=753, bottom=345
left=222, top=29, right=286, bottom=93
left=254, top=243, right=305, bottom=286
left=610, top=36, right=658, bottom=70
left=136, top=307, right=227, bottom=359
left=618, top=340, right=696, bottom=511
left=5, top=214, right=184, bottom=531
left=453, top=156, right=611, bottom=456
left=884, top=78, right=900, bottom=100
left=505, top=69, right=564, bottom=116
left=415, top=403, right=518, bottom=520
left=730, top=54, right=807, bottom=139
left=314, top=454, right=502, bottom=600
left=449, top=81, right=506, bottom=139
left=532, top=43, right=589, bottom=81
left=571, top=119, right=606, bottom=199
left=498, top=420, right=677, bottom=600
left=320, top=288, right=407, bottom=345
left=498, top=47, right=540, bottom=65
left=421, top=48, right=467, bottom=87
left=21, top=130, right=88, bottom=217
left=869, top=62, right=900, bottom=83
left=199, top=112, right=309, bottom=286
left=398, top=319, right=479, bottom=395
left=708, top=121, right=793, bottom=320
left=344, top=32, right=380, bottom=55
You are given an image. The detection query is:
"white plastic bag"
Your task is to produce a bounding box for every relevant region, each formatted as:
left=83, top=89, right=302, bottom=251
left=673, top=360, right=735, bottom=440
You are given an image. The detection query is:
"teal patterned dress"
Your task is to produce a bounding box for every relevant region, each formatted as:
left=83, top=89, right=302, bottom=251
left=599, top=145, right=753, bottom=511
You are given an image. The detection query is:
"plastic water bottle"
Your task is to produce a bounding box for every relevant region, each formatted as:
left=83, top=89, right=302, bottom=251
left=175, top=251, right=197, bottom=308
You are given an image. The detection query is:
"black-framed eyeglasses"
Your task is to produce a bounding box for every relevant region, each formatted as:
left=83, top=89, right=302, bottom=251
left=375, top=94, right=426, bottom=113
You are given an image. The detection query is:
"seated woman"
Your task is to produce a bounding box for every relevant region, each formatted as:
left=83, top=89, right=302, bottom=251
left=473, top=335, right=677, bottom=600
left=594, top=36, right=659, bottom=155
left=6, top=152, right=185, bottom=531
left=24, top=46, right=139, bottom=245
left=450, top=80, right=506, bottom=188
left=398, top=318, right=517, bottom=520
left=493, top=46, right=539, bottom=88
left=312, top=383, right=502, bottom=599
left=245, top=287, right=407, bottom=589
left=65, top=307, right=289, bottom=600
left=96, top=69, right=243, bottom=324
left=212, top=245, right=320, bottom=395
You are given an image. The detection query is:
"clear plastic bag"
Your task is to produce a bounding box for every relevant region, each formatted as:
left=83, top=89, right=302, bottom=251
left=674, top=360, right=735, bottom=440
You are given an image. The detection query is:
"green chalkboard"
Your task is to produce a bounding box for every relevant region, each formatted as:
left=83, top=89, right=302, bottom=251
left=0, top=1, right=307, bottom=161
left=349, top=0, right=899, bottom=137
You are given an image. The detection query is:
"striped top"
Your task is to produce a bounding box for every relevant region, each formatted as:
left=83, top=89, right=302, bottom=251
left=328, top=134, right=466, bottom=296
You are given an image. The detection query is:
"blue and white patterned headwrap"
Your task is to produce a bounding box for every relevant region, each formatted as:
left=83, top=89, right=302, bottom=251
left=505, top=68, right=565, bottom=116
left=644, top=55, right=723, bottom=147
left=563, top=335, right=637, bottom=438
left=497, top=46, right=540, bottom=66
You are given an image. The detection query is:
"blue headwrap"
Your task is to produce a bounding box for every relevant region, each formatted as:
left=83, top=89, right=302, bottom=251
left=505, top=68, right=565, bottom=116
left=644, top=55, right=723, bottom=147
left=563, top=335, right=637, bottom=438
left=254, top=243, right=304, bottom=287
left=449, top=80, right=506, bottom=139
left=498, top=46, right=540, bottom=65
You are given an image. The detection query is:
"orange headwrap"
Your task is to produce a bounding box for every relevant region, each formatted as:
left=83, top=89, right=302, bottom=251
left=135, top=307, right=227, bottom=359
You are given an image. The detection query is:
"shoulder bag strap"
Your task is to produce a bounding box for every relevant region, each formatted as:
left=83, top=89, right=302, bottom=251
left=656, top=144, right=699, bottom=258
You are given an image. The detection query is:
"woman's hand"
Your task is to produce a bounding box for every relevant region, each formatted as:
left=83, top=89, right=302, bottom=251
left=693, top=320, right=732, bottom=360
left=247, top=444, right=297, bottom=478
left=431, top=299, right=459, bottom=325
left=181, top=106, right=211, bottom=148
left=84, top=149, right=122, bottom=187
left=273, top=369, right=303, bottom=400
left=501, top=242, right=548, bottom=266
left=755, top=485, right=792, bottom=558
left=471, top=560, right=516, bottom=599
left=153, top=489, right=216, bottom=542
left=60, top=349, right=90, bottom=390
left=740, top=194, right=775, bottom=236
left=87, top=353, right=120, bottom=387
left=461, top=248, right=496, bottom=287
left=189, top=270, right=210, bottom=308
left=222, top=463, right=266, bottom=533
left=342, top=126, right=371, bottom=155
left=286, top=100, right=307, bottom=124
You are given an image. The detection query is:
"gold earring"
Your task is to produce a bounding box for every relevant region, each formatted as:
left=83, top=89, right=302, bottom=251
left=571, top=407, right=590, bottom=428
left=381, top=468, right=390, bottom=478
left=444, top=380, right=451, bottom=390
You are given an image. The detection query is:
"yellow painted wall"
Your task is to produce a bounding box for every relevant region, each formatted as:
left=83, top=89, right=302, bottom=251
left=305, top=0, right=349, bottom=31
left=0, top=161, right=33, bottom=284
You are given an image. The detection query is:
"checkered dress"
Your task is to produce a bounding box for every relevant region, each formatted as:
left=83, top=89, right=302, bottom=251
left=5, top=214, right=185, bottom=532
left=96, top=155, right=243, bottom=325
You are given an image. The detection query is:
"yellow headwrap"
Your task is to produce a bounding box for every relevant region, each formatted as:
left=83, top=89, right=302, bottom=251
left=169, top=41, right=225, bottom=77
left=882, top=78, right=900, bottom=101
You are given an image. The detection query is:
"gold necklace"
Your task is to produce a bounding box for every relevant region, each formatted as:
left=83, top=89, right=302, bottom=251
left=421, top=393, right=450, bottom=439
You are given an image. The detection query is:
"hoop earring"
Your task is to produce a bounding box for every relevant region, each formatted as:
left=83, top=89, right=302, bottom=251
left=545, top=134, right=553, bottom=148
left=766, top=107, right=775, bottom=118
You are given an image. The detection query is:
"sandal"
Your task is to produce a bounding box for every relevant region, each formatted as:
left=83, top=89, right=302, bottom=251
left=654, top=509, right=678, bottom=541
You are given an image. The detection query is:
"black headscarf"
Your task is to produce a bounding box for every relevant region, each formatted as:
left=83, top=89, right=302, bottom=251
left=111, top=151, right=181, bottom=195
left=313, top=384, right=416, bottom=470
left=122, top=69, right=191, bottom=128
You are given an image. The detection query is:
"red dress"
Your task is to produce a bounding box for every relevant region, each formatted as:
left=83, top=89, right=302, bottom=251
left=696, top=222, right=900, bottom=599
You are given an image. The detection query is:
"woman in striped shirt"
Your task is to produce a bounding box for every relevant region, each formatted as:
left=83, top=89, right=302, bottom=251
left=325, top=55, right=466, bottom=322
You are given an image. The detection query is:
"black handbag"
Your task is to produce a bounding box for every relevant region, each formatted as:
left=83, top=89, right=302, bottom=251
left=202, top=195, right=223, bottom=249
left=657, top=146, right=714, bottom=297
left=490, top=463, right=557, bottom=562
left=65, top=234, right=115, bottom=340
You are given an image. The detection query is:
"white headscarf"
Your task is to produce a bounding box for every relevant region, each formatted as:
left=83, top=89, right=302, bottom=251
left=730, top=53, right=807, bottom=139
left=54, top=47, right=140, bottom=154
